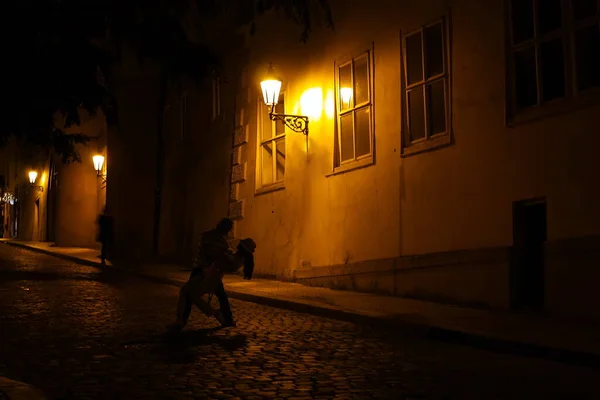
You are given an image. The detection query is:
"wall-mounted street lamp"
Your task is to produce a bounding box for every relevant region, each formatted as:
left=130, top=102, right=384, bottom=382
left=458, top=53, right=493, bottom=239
left=93, top=155, right=107, bottom=187
left=28, top=171, right=43, bottom=192
left=260, top=64, right=310, bottom=136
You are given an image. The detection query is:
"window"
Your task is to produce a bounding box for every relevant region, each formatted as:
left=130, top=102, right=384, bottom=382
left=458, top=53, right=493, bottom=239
left=402, top=18, right=451, bottom=155
left=212, top=75, right=221, bottom=119
left=180, top=92, right=187, bottom=139
left=508, top=0, right=600, bottom=116
left=257, top=93, right=285, bottom=190
left=335, top=49, right=374, bottom=170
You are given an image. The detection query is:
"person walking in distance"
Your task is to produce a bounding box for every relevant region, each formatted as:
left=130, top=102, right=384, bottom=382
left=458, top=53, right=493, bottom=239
left=96, top=206, right=114, bottom=265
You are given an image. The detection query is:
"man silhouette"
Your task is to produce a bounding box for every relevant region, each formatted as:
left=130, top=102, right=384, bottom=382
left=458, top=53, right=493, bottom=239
left=171, top=218, right=236, bottom=330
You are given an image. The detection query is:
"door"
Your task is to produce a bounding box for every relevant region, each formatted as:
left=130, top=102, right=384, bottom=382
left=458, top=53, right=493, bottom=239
left=510, top=198, right=547, bottom=311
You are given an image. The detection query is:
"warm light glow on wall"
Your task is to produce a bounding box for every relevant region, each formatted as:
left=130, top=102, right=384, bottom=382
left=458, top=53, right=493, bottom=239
left=300, top=88, right=323, bottom=121
left=325, top=89, right=335, bottom=119
left=340, top=87, right=353, bottom=108
left=28, top=171, right=38, bottom=185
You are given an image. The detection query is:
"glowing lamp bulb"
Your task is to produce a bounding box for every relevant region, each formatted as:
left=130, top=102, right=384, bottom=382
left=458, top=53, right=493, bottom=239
left=28, top=171, right=38, bottom=185
left=93, top=155, right=105, bottom=173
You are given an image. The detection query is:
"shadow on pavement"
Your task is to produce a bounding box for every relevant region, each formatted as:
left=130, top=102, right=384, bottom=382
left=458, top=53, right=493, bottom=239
left=0, top=267, right=134, bottom=286
left=150, top=328, right=248, bottom=364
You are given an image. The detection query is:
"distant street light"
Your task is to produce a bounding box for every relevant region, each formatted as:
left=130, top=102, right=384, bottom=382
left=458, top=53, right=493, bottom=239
left=93, top=155, right=107, bottom=187
left=28, top=171, right=43, bottom=192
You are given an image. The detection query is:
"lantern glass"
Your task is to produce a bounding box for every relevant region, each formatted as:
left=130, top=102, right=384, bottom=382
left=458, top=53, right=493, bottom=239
left=93, top=155, right=105, bottom=173
left=261, top=79, right=282, bottom=106
left=28, top=171, right=38, bottom=185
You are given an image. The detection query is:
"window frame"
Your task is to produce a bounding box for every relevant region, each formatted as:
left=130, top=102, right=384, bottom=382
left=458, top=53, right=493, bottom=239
left=331, top=44, right=376, bottom=175
left=400, top=16, right=452, bottom=157
left=255, top=92, right=286, bottom=194
left=506, top=0, right=600, bottom=125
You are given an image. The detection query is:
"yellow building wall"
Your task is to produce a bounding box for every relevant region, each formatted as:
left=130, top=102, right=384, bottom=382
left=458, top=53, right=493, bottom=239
left=224, top=0, right=600, bottom=312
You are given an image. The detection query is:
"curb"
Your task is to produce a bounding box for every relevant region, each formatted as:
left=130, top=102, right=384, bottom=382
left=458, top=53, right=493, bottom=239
left=0, top=377, right=46, bottom=400
left=5, top=241, right=600, bottom=368
left=3, top=241, right=105, bottom=268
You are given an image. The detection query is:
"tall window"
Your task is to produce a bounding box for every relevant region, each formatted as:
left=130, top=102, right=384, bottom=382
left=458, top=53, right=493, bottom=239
left=258, top=93, right=286, bottom=189
left=335, top=50, right=373, bottom=167
left=180, top=92, right=187, bottom=139
left=402, top=18, right=451, bottom=154
left=212, top=75, right=221, bottom=119
left=508, top=0, right=600, bottom=115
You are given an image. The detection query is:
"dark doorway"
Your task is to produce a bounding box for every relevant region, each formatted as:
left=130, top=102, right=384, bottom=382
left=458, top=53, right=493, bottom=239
left=510, top=198, right=547, bottom=311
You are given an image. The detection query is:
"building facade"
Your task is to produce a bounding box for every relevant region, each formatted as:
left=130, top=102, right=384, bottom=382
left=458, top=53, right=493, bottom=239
left=201, top=0, right=600, bottom=319
left=0, top=111, right=108, bottom=247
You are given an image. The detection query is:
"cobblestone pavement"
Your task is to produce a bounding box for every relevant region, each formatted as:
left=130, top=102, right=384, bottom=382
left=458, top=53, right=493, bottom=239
left=1, top=245, right=600, bottom=399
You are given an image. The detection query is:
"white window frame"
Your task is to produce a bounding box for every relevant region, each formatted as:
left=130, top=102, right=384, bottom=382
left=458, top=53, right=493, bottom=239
left=256, top=92, right=286, bottom=193
left=332, top=46, right=375, bottom=174
left=507, top=0, right=600, bottom=122
left=401, top=16, right=452, bottom=157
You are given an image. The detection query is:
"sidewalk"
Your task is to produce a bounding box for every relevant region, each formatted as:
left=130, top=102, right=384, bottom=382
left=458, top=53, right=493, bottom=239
left=4, top=239, right=600, bottom=367
left=0, top=377, right=46, bottom=400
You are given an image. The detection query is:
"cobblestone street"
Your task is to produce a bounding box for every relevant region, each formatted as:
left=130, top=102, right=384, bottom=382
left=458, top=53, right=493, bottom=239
left=1, top=245, right=600, bottom=399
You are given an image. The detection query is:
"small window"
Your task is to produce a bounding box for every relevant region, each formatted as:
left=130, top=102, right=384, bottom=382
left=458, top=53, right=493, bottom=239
left=257, top=93, right=286, bottom=190
left=402, top=18, right=451, bottom=156
left=507, top=0, right=600, bottom=119
left=334, top=49, right=374, bottom=171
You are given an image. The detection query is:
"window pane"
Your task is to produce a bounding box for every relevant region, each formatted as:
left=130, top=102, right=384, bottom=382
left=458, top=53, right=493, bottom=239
left=275, top=96, right=286, bottom=135
left=575, top=25, right=600, bottom=91
left=407, top=87, right=426, bottom=141
left=511, top=0, right=535, bottom=44
left=405, top=32, right=423, bottom=85
left=339, top=63, right=353, bottom=110
left=354, top=54, right=370, bottom=105
left=261, top=143, right=274, bottom=186
left=275, top=138, right=285, bottom=182
left=572, top=0, right=598, bottom=21
left=426, top=80, right=447, bottom=136
left=540, top=39, right=566, bottom=102
left=424, top=22, right=444, bottom=78
left=340, top=113, right=354, bottom=162
left=355, top=107, right=371, bottom=158
left=538, top=0, right=563, bottom=34
left=262, top=105, right=273, bottom=140
left=514, top=46, right=538, bottom=110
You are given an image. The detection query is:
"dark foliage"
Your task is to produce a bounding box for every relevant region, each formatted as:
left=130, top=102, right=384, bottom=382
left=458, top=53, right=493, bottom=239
left=0, top=0, right=333, bottom=163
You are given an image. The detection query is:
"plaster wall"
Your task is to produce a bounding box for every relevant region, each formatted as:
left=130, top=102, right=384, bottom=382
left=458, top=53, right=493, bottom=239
left=221, top=0, right=600, bottom=312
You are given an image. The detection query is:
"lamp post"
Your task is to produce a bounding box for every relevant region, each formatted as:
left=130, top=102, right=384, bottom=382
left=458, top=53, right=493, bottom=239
left=93, top=155, right=107, bottom=187
left=260, top=64, right=310, bottom=136
left=28, top=171, right=43, bottom=192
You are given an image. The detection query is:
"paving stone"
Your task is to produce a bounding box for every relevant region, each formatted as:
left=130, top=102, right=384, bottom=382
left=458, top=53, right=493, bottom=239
left=1, top=245, right=600, bottom=400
